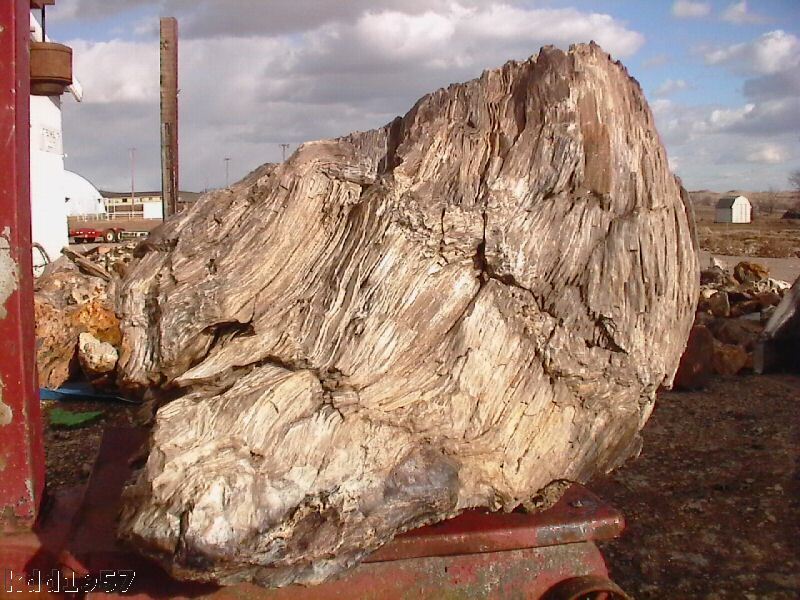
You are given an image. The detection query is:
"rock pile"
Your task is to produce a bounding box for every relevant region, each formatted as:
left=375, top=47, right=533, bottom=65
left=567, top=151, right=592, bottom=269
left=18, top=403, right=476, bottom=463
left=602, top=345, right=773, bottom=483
left=674, top=259, right=790, bottom=389
left=34, top=244, right=136, bottom=388
left=81, top=242, right=138, bottom=278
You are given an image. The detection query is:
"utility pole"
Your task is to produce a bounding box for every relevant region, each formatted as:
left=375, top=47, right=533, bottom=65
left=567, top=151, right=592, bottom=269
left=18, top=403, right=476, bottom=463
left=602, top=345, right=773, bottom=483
left=129, top=147, right=136, bottom=206
left=160, top=17, right=179, bottom=218
left=280, top=143, right=290, bottom=162
left=224, top=157, right=231, bottom=188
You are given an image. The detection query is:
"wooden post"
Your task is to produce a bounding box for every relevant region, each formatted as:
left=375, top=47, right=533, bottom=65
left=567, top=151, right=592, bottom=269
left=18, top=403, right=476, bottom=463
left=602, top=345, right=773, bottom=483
left=0, top=0, right=45, bottom=530
left=160, top=17, right=178, bottom=218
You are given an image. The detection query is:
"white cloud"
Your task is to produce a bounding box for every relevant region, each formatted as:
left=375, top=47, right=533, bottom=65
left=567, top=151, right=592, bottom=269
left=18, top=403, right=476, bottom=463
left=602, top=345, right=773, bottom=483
left=704, top=30, right=800, bottom=75
left=714, top=98, right=800, bottom=135
left=353, top=4, right=646, bottom=65
left=650, top=101, right=708, bottom=146
left=672, top=1, right=711, bottom=18
left=61, top=2, right=645, bottom=192
left=655, top=78, right=688, bottom=96
left=69, top=40, right=159, bottom=103
left=651, top=98, right=674, bottom=115
left=708, top=104, right=756, bottom=130
left=744, top=143, right=787, bottom=164
left=648, top=96, right=798, bottom=190
left=356, top=10, right=458, bottom=63
left=53, top=2, right=795, bottom=193
left=48, top=0, right=148, bottom=22
left=743, top=67, right=800, bottom=101
left=687, top=97, right=800, bottom=139
left=721, top=1, right=768, bottom=25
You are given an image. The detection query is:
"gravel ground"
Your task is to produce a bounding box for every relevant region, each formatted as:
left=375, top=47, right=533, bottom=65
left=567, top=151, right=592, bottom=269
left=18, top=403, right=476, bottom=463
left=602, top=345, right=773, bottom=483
left=591, top=374, right=800, bottom=599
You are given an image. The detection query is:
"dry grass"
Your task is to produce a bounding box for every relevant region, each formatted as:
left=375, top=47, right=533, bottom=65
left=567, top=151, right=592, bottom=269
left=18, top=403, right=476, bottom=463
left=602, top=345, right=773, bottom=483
left=693, top=208, right=800, bottom=258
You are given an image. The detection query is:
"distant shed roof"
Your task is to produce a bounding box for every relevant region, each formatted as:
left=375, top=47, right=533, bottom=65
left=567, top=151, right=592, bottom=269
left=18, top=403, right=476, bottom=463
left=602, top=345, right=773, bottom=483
left=715, top=195, right=748, bottom=209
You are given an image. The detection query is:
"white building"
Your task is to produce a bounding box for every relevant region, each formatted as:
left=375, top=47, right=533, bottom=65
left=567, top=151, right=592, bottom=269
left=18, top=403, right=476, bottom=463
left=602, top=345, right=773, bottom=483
left=714, top=195, right=752, bottom=224
left=101, top=191, right=202, bottom=219
left=63, top=170, right=106, bottom=218
left=140, top=194, right=165, bottom=219
left=101, top=192, right=164, bottom=220
left=29, top=13, right=84, bottom=271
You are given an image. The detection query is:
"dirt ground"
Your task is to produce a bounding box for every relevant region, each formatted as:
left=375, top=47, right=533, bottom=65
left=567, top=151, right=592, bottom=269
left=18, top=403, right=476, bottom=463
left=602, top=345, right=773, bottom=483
left=591, top=374, right=800, bottom=599
left=693, top=208, right=800, bottom=259
left=42, top=399, right=136, bottom=489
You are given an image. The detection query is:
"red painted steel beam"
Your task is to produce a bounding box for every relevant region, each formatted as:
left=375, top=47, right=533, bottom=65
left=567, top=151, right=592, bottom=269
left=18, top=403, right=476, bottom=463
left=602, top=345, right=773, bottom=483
left=0, top=0, right=45, bottom=530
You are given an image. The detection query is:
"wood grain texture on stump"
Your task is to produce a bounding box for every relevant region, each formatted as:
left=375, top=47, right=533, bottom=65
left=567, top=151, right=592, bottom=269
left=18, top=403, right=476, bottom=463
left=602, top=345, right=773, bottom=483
left=116, top=43, right=699, bottom=586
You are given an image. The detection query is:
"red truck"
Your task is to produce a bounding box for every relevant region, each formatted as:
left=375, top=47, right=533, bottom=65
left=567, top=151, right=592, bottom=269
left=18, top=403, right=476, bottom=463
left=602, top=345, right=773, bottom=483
left=68, top=226, right=125, bottom=244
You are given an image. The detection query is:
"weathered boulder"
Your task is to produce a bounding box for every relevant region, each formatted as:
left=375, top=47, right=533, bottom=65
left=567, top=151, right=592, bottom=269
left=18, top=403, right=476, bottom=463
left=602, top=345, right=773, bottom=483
left=116, top=44, right=699, bottom=586
left=708, top=318, right=762, bottom=351
left=673, top=325, right=715, bottom=390
left=701, top=266, right=735, bottom=287
left=729, top=299, right=761, bottom=318
left=712, top=341, right=748, bottom=376
left=34, top=264, right=120, bottom=388
left=755, top=276, right=800, bottom=373
left=733, top=261, right=769, bottom=285
left=707, top=291, right=731, bottom=318
left=755, top=290, right=782, bottom=309
left=78, top=332, right=119, bottom=376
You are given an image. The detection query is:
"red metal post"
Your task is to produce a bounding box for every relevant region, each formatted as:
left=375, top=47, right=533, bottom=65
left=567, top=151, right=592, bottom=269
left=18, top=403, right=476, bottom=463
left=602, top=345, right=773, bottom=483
left=0, top=0, right=45, bottom=530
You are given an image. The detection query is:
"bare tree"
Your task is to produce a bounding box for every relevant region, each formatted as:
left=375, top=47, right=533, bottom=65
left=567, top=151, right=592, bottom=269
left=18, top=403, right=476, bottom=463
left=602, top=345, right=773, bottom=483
left=790, top=170, right=800, bottom=210
left=790, top=169, right=800, bottom=191
left=762, top=186, right=778, bottom=215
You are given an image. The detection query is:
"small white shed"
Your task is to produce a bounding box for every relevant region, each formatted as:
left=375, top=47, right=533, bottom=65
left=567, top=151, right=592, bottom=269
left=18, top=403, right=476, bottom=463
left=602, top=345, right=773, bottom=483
left=715, top=195, right=751, bottom=224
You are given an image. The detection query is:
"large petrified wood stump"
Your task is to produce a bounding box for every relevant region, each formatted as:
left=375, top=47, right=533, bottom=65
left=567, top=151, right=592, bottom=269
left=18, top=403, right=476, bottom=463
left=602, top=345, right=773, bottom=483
left=117, top=43, right=699, bottom=586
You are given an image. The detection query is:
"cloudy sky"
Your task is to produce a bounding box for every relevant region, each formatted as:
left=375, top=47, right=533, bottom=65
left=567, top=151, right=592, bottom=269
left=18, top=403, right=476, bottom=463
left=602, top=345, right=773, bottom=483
left=46, top=0, right=799, bottom=192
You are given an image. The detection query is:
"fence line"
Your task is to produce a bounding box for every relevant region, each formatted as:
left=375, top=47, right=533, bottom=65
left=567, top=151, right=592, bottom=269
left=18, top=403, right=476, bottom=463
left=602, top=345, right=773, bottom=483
left=69, top=211, right=146, bottom=221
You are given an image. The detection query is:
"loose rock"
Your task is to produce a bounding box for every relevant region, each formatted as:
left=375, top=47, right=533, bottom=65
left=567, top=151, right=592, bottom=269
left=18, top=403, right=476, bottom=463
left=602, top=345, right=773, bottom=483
left=673, top=325, right=715, bottom=390
left=708, top=318, right=762, bottom=351
left=754, top=291, right=781, bottom=309
left=733, top=261, right=769, bottom=285
left=78, top=332, right=119, bottom=376
left=34, top=255, right=123, bottom=388
left=708, top=291, right=731, bottom=318
left=730, top=299, right=762, bottom=318
left=712, top=341, right=748, bottom=376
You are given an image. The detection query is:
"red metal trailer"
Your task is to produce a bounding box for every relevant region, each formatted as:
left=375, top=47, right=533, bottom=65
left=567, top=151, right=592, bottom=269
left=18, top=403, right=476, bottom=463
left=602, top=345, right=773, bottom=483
left=68, top=226, right=125, bottom=244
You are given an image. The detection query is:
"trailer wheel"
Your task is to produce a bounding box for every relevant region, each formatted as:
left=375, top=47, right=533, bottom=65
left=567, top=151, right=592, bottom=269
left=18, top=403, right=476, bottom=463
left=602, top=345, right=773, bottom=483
left=113, top=230, right=123, bottom=242
left=103, top=229, right=116, bottom=243
left=543, top=575, right=631, bottom=600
